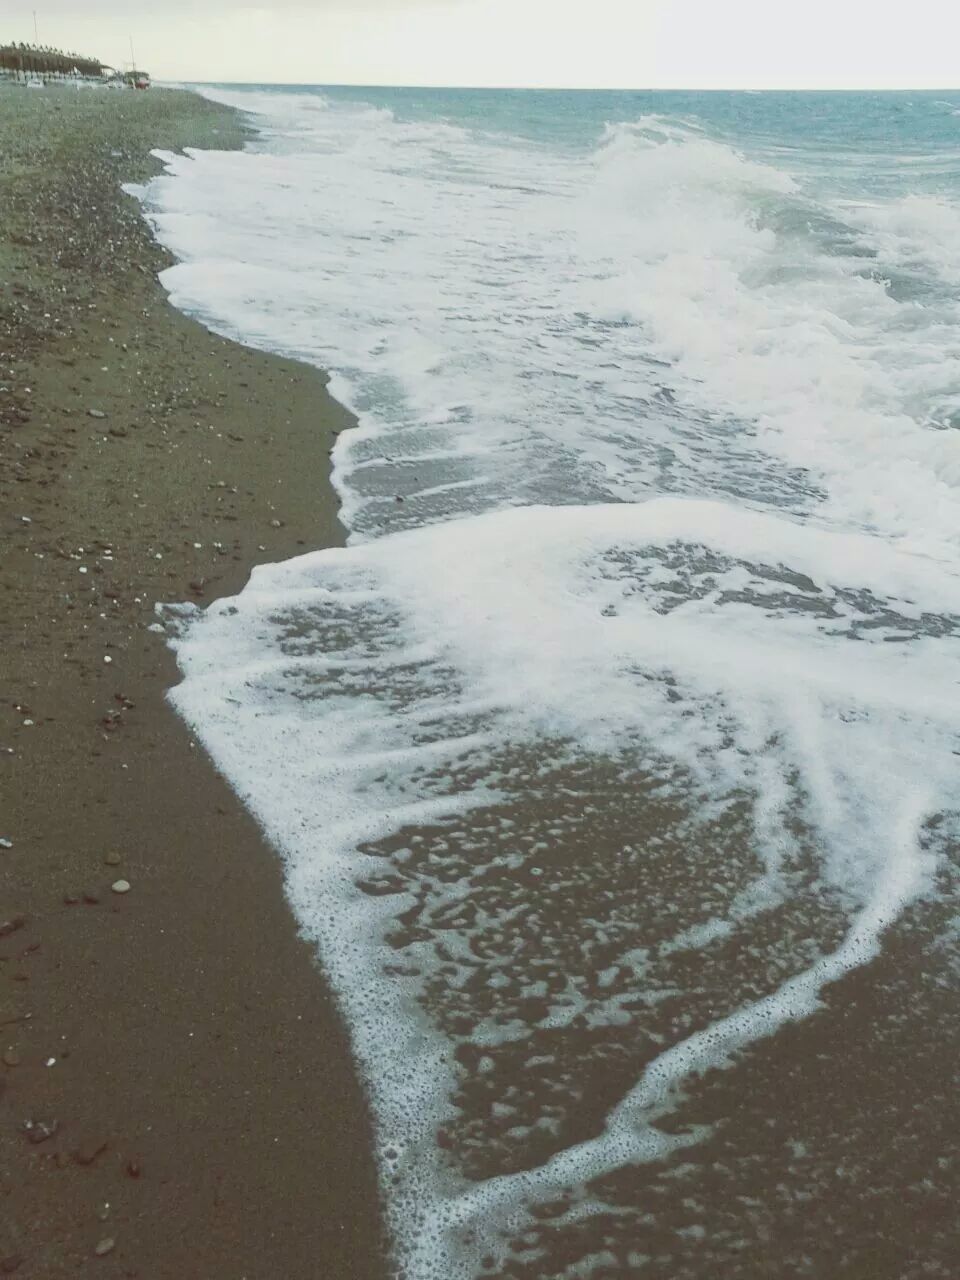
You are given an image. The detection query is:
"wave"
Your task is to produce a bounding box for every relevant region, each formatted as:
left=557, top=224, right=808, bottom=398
left=142, top=100, right=960, bottom=554
left=135, top=86, right=960, bottom=1276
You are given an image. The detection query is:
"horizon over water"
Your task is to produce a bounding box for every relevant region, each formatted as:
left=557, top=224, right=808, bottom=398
left=136, top=86, right=959, bottom=1278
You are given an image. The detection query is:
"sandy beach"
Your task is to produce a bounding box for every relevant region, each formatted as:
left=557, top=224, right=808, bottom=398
left=0, top=86, right=385, bottom=1276
left=5, top=75, right=960, bottom=1280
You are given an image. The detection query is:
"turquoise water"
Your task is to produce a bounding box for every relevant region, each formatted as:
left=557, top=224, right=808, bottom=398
left=218, top=83, right=960, bottom=177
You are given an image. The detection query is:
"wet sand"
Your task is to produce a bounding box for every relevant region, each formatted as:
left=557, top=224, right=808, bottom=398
left=0, top=86, right=385, bottom=1275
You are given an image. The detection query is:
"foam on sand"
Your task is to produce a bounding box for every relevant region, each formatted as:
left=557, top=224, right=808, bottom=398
left=165, top=496, right=960, bottom=1276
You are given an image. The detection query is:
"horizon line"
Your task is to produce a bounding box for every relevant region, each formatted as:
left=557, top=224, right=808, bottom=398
left=171, top=80, right=960, bottom=93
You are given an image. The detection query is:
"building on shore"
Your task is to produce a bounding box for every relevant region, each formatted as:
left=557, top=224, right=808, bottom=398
left=0, top=41, right=149, bottom=87
left=1, top=41, right=103, bottom=79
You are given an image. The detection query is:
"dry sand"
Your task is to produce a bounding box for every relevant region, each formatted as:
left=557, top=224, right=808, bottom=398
left=0, top=85, right=385, bottom=1277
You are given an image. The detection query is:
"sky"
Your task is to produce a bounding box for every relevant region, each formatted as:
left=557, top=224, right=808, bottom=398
left=8, top=0, right=960, bottom=88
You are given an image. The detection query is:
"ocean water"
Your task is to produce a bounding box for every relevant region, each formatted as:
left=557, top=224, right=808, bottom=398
left=138, top=88, right=960, bottom=1278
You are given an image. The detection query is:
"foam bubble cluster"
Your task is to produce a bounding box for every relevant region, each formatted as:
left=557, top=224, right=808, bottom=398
left=166, top=498, right=960, bottom=1276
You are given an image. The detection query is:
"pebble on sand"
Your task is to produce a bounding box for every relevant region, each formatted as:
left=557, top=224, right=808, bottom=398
left=76, top=1136, right=109, bottom=1166
left=110, top=879, right=131, bottom=894
left=93, top=1238, right=115, bottom=1257
left=23, top=1118, right=59, bottom=1144
left=104, top=852, right=122, bottom=866
left=0, top=916, right=26, bottom=939
left=2, top=1048, right=20, bottom=1068
left=87, top=408, right=107, bottom=419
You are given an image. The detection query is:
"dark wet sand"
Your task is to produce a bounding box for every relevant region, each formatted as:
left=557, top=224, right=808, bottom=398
left=0, top=86, right=385, bottom=1276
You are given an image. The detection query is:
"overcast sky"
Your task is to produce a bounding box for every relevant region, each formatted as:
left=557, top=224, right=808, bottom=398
left=8, top=0, right=960, bottom=87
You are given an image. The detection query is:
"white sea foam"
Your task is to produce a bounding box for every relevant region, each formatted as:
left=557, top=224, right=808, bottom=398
left=139, top=101, right=960, bottom=554
left=167, top=496, right=960, bottom=1275
left=138, top=88, right=960, bottom=1275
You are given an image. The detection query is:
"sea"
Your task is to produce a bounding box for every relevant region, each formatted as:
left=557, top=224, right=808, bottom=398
left=135, top=87, right=960, bottom=1278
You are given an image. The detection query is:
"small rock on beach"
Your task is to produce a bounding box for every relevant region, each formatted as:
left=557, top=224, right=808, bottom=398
left=76, top=1136, right=109, bottom=1166
left=23, top=1118, right=59, bottom=1145
left=0, top=917, right=26, bottom=940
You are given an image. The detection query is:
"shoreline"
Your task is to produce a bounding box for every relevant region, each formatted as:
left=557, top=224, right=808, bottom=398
left=1, top=86, right=386, bottom=1275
